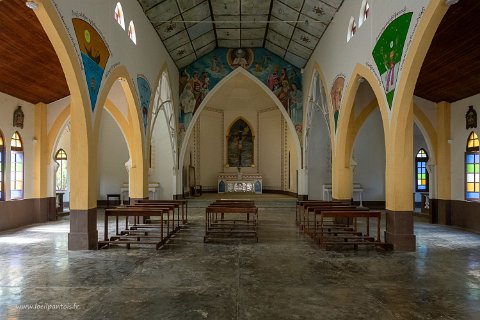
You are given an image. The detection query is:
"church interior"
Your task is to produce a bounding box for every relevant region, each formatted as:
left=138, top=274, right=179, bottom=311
left=1, top=0, right=480, bottom=318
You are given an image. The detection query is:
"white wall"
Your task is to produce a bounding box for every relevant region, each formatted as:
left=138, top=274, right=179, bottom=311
left=150, top=113, right=175, bottom=199
left=306, top=104, right=331, bottom=199
left=199, top=109, right=223, bottom=189
left=258, top=110, right=282, bottom=190
left=0, top=92, right=36, bottom=200
left=451, top=95, right=480, bottom=201
left=97, top=110, right=129, bottom=200
left=303, top=0, right=429, bottom=128
left=353, top=107, right=386, bottom=201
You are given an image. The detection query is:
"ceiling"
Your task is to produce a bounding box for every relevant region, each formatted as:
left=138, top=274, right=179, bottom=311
left=415, top=0, right=480, bottom=103
left=137, top=0, right=344, bottom=68
left=0, top=0, right=69, bottom=104
left=1, top=0, right=479, bottom=106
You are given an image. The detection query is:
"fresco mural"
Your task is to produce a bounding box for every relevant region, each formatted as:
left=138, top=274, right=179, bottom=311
left=178, top=48, right=303, bottom=142
left=137, top=75, right=151, bottom=135
left=330, top=75, right=345, bottom=132
left=72, top=18, right=110, bottom=112
left=372, top=12, right=413, bottom=109
left=227, top=118, right=254, bottom=168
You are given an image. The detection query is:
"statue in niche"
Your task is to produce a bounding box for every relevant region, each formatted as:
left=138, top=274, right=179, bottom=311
left=466, top=105, right=477, bottom=129
left=13, top=106, right=24, bottom=129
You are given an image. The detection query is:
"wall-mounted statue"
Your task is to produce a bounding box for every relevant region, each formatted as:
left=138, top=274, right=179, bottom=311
left=13, top=106, right=24, bottom=129
left=466, top=105, right=477, bottom=129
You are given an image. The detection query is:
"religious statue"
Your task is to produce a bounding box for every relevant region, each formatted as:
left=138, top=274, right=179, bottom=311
left=466, top=105, right=477, bottom=130
left=13, top=106, right=24, bottom=129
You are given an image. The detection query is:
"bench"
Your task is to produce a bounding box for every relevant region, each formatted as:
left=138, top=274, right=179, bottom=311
left=204, top=204, right=258, bottom=243
left=316, top=210, right=382, bottom=249
left=135, top=199, right=188, bottom=224
left=99, top=207, right=171, bottom=250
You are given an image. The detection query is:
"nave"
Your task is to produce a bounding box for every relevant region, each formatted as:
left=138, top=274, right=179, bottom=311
left=0, top=198, right=479, bottom=319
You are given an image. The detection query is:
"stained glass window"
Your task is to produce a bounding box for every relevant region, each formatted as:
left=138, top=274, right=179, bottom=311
left=466, top=132, right=479, bottom=201
left=128, top=21, right=136, bottom=44
left=55, top=149, right=68, bottom=191
left=0, top=130, right=4, bottom=201
left=415, top=148, right=429, bottom=192
left=11, top=132, right=23, bottom=200
left=114, top=2, right=125, bottom=30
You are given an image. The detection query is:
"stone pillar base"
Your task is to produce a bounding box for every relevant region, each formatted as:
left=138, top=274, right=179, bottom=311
left=68, top=208, right=98, bottom=250
left=385, top=210, right=416, bottom=251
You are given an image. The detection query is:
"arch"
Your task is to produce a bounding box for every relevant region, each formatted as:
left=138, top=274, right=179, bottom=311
left=178, top=67, right=303, bottom=179
left=34, top=1, right=95, bottom=212
left=96, top=65, right=146, bottom=198
left=333, top=64, right=389, bottom=200
left=413, top=103, right=437, bottom=164
left=150, top=66, right=177, bottom=167
left=390, top=1, right=448, bottom=148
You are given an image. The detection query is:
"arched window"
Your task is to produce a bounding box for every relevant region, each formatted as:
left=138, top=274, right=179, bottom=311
left=114, top=2, right=125, bottom=30
left=347, top=17, right=357, bottom=42
left=55, top=149, right=68, bottom=191
left=0, top=130, right=4, bottom=201
left=128, top=21, right=136, bottom=44
left=359, top=1, right=370, bottom=27
left=415, top=148, right=429, bottom=192
left=466, top=131, right=479, bottom=201
left=10, top=131, right=23, bottom=200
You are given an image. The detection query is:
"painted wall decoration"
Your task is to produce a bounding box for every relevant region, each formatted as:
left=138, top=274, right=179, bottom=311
left=137, top=75, right=152, bottom=134
left=372, top=12, right=413, bottom=109
left=178, top=47, right=303, bottom=141
left=227, top=118, right=254, bottom=168
left=72, top=18, right=110, bottom=112
left=330, top=75, right=345, bottom=132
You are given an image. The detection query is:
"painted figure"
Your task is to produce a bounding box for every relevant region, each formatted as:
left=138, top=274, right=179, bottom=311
left=179, top=83, right=196, bottom=129
left=289, top=83, right=303, bottom=124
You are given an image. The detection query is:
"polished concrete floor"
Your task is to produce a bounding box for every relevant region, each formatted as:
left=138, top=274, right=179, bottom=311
left=1, top=200, right=480, bottom=319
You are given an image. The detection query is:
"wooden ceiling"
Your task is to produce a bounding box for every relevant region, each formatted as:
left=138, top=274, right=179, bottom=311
left=0, top=0, right=477, bottom=105
left=415, top=0, right=480, bottom=103
left=0, top=0, right=69, bottom=104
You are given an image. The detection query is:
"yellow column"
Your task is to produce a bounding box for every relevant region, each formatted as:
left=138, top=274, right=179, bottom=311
left=33, top=102, right=48, bottom=198
left=332, top=111, right=355, bottom=201
left=436, top=101, right=451, bottom=200
left=384, top=101, right=416, bottom=251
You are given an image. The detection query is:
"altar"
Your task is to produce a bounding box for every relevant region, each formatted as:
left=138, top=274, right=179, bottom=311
left=217, top=173, right=263, bottom=194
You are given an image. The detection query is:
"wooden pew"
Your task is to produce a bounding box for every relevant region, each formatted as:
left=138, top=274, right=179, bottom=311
left=296, top=200, right=345, bottom=226
left=99, top=207, right=171, bottom=249
left=135, top=199, right=188, bottom=224
left=301, top=203, right=358, bottom=233
left=316, top=210, right=382, bottom=249
left=204, top=203, right=258, bottom=243
left=127, top=203, right=181, bottom=233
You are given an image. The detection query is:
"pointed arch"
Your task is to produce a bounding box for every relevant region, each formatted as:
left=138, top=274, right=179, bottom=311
left=332, top=64, right=389, bottom=200
left=34, top=1, right=95, bottom=212
left=178, top=67, right=302, bottom=176
left=96, top=65, right=146, bottom=198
